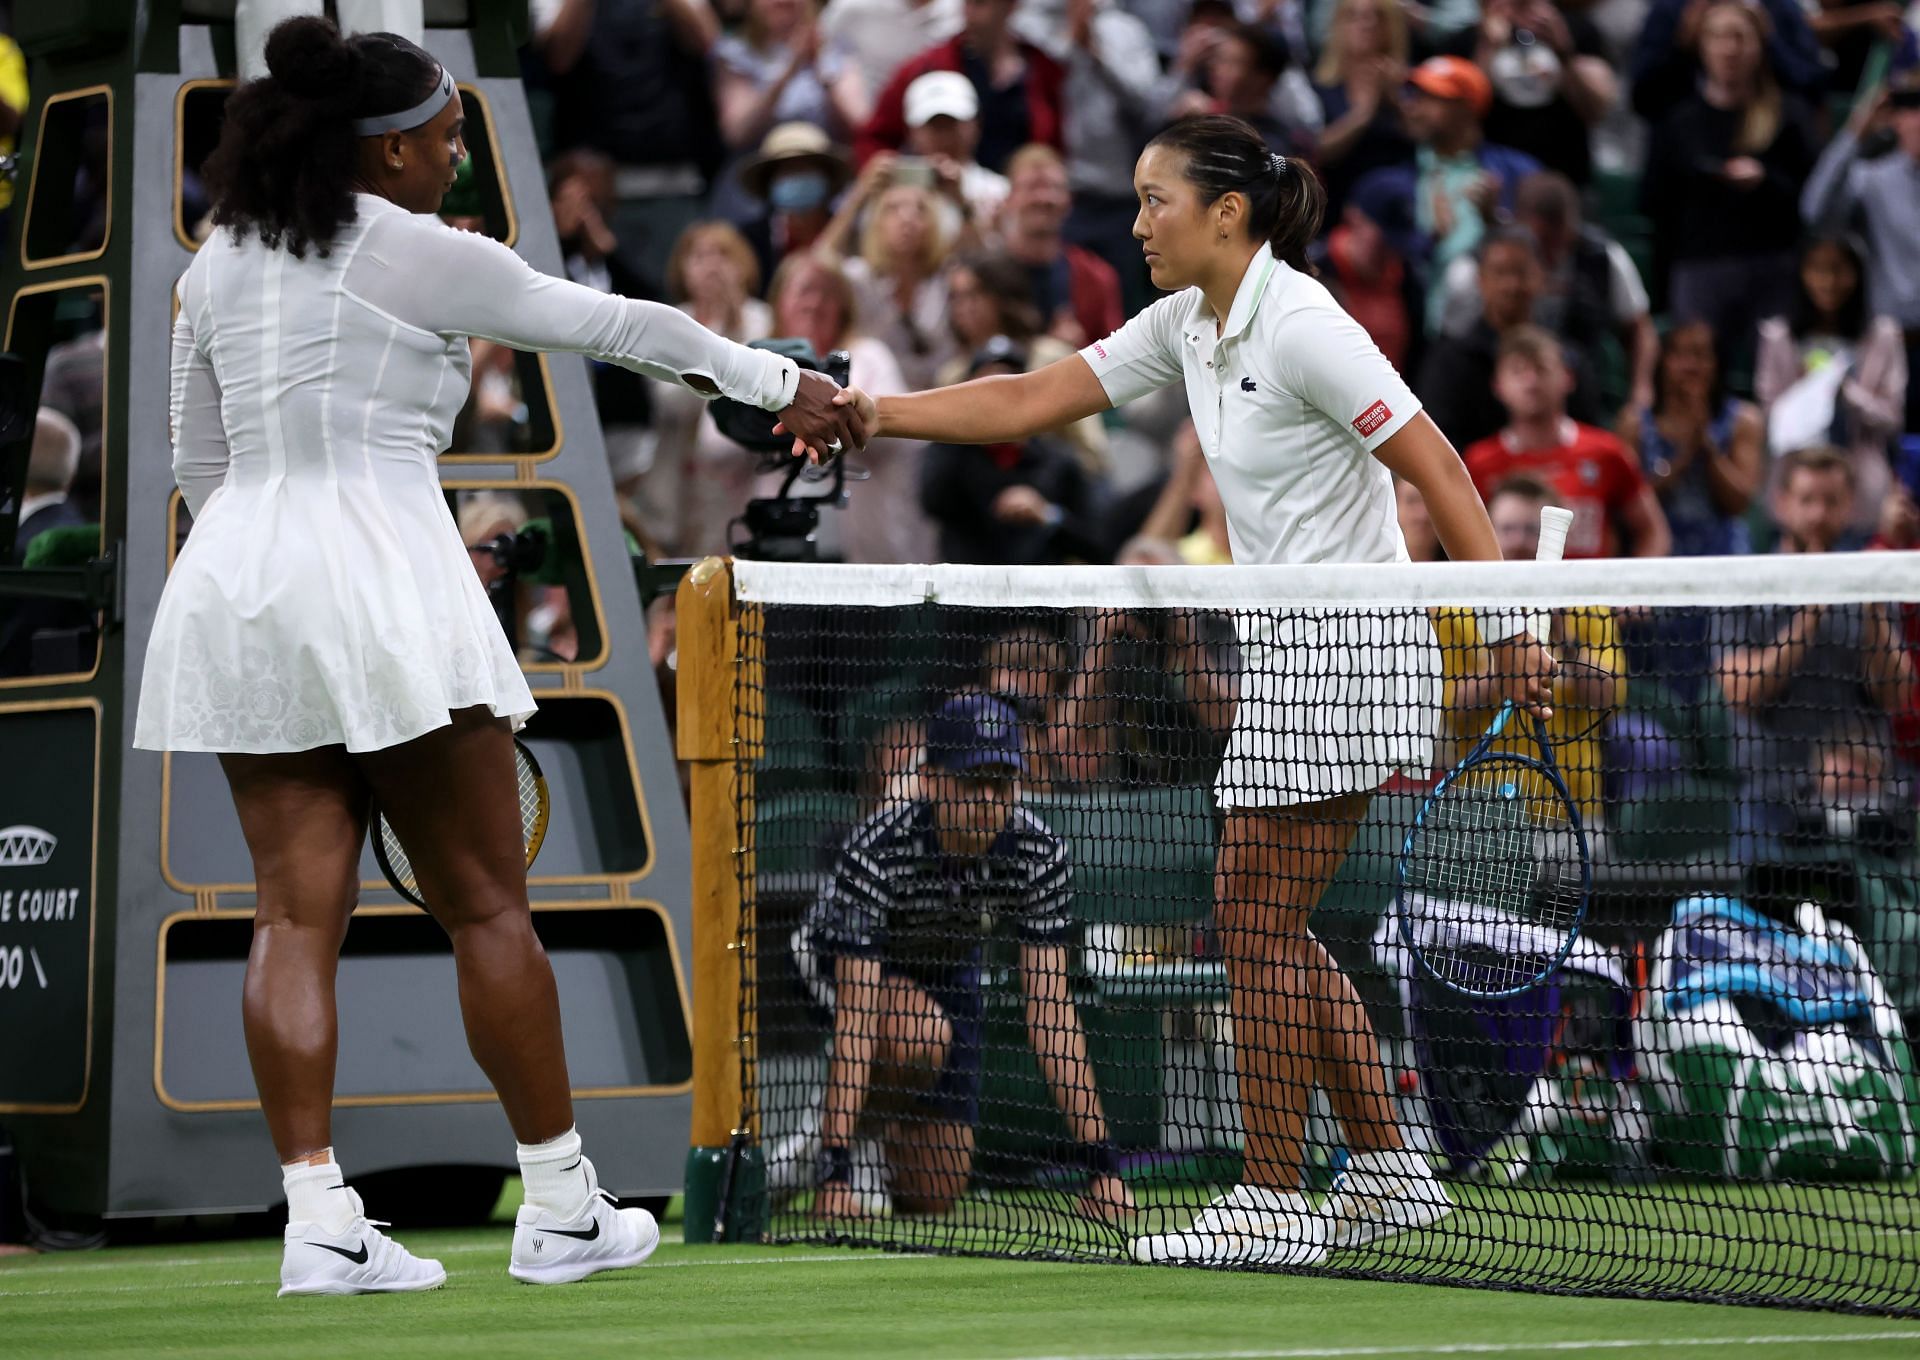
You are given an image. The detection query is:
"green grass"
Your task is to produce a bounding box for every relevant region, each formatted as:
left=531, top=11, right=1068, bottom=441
left=6, top=1222, right=1920, bottom=1360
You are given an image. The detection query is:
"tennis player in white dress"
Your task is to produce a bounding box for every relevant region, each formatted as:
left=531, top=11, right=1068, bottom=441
left=134, top=19, right=867, bottom=1297
left=845, top=115, right=1553, bottom=1267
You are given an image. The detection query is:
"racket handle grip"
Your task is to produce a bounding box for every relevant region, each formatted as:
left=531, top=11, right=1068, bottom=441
left=1526, top=506, right=1575, bottom=641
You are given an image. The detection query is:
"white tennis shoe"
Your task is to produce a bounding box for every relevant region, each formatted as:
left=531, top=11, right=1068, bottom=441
left=509, top=1158, right=661, bottom=1285
left=1129, top=1185, right=1328, bottom=1267
left=1325, top=1148, right=1454, bottom=1250
left=278, top=1191, right=446, bottom=1297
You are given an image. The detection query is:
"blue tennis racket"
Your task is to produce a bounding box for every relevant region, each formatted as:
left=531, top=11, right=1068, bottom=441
left=1394, top=507, right=1592, bottom=998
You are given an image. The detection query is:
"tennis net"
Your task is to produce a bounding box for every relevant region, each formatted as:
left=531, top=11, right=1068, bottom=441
left=717, top=554, right=1920, bottom=1314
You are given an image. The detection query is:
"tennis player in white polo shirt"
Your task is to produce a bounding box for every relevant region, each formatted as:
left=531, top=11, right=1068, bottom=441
left=840, top=114, right=1554, bottom=1268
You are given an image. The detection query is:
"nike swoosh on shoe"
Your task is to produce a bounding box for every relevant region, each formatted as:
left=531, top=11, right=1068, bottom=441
left=309, top=1240, right=370, bottom=1265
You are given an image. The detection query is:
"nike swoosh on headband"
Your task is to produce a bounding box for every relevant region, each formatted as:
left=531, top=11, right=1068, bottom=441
left=352, top=66, right=455, bottom=137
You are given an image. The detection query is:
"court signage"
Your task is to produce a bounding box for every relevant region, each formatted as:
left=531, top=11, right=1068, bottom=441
left=0, top=707, right=96, bottom=1108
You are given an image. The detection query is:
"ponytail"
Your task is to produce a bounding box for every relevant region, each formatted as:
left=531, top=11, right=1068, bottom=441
left=1145, top=115, right=1326, bottom=275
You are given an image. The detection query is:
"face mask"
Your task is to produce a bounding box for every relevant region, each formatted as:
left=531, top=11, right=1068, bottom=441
left=769, top=172, right=831, bottom=213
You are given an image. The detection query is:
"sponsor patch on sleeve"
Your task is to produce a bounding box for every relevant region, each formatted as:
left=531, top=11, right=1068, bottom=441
left=1353, top=400, right=1392, bottom=437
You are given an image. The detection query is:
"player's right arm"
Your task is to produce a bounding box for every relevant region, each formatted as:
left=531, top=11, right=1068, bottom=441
left=842, top=293, right=1188, bottom=446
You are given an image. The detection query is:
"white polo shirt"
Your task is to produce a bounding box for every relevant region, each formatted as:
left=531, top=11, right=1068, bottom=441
left=1080, top=244, right=1421, bottom=566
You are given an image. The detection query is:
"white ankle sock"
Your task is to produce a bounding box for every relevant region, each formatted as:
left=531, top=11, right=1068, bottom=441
left=283, top=1155, right=356, bottom=1234
left=517, top=1126, right=591, bottom=1221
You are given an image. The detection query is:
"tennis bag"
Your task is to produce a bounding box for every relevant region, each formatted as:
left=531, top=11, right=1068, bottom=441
left=1373, top=914, right=1644, bottom=1181
left=1637, top=896, right=1917, bottom=1181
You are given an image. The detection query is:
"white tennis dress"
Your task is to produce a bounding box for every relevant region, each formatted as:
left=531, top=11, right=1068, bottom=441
left=1078, top=243, right=1441, bottom=809
left=135, top=193, right=801, bottom=754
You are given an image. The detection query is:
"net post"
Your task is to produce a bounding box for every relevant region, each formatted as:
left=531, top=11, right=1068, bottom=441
left=676, top=556, right=763, bottom=1243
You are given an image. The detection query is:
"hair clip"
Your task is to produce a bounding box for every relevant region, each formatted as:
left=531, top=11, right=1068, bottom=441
left=1269, top=153, right=1288, bottom=176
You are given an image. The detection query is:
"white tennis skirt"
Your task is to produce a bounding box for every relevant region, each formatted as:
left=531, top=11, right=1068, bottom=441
left=1215, top=608, right=1441, bottom=811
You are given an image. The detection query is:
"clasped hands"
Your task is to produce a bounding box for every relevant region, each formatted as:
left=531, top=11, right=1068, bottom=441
left=773, top=369, right=880, bottom=464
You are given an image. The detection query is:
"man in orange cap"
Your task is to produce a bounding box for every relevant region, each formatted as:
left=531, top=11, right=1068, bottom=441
left=1350, top=55, right=1542, bottom=335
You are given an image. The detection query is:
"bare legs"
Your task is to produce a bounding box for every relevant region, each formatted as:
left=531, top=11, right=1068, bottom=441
left=222, top=706, right=574, bottom=1160
left=1216, top=795, right=1404, bottom=1192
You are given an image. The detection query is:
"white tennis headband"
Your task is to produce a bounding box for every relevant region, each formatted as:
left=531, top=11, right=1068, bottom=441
left=352, top=65, right=455, bottom=137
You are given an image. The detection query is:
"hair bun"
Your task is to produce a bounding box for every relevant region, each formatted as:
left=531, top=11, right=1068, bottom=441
left=264, top=16, right=361, bottom=107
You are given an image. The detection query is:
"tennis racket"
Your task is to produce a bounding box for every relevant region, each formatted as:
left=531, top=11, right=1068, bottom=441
left=370, top=738, right=552, bottom=908
left=1393, top=507, right=1593, bottom=998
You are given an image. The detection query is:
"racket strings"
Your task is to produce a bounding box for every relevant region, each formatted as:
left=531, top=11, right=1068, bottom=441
left=374, top=744, right=548, bottom=905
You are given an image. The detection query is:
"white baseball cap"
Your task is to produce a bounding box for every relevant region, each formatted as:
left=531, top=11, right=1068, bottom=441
left=905, top=70, right=979, bottom=128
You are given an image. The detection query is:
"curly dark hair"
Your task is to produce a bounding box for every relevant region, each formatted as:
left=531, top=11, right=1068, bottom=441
left=203, top=17, right=441, bottom=259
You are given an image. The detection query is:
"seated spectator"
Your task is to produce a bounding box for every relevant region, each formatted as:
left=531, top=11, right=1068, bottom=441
left=1322, top=200, right=1412, bottom=370
left=1169, top=22, right=1315, bottom=159
left=938, top=249, right=1109, bottom=466
left=901, top=70, right=1011, bottom=232
left=1350, top=56, right=1542, bottom=333
left=1416, top=230, right=1605, bottom=448
left=1053, top=0, right=1166, bottom=317
left=0, top=410, right=96, bottom=677
left=646, top=222, right=775, bottom=556
left=1629, top=0, right=1824, bottom=123
left=859, top=0, right=1066, bottom=172
left=1620, top=319, right=1764, bottom=557
left=781, top=693, right=1132, bottom=1222
left=821, top=0, right=963, bottom=100
left=817, top=168, right=960, bottom=390
left=532, top=0, right=724, bottom=291
left=1463, top=325, right=1672, bottom=558
left=993, top=144, right=1124, bottom=349
left=761, top=254, right=933, bottom=562
left=1716, top=447, right=1916, bottom=864
left=1395, top=475, right=1444, bottom=562
left=1641, top=0, right=1815, bottom=367
left=1433, top=475, right=1627, bottom=833
left=920, top=338, right=1105, bottom=564
left=1442, top=0, right=1615, bottom=185
left=1756, top=235, right=1906, bottom=538
left=39, top=317, right=104, bottom=523
left=738, top=122, right=854, bottom=292
left=1311, top=0, right=1414, bottom=223
left=1804, top=83, right=1920, bottom=431
left=548, top=150, right=657, bottom=498
left=1440, top=172, right=1657, bottom=413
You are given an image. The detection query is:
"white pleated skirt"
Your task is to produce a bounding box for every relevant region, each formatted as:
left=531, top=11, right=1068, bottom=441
left=134, top=473, right=536, bottom=755
left=1214, top=607, right=1440, bottom=810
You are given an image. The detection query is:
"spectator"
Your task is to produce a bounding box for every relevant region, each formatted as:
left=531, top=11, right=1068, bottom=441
left=738, top=121, right=854, bottom=289
left=1321, top=199, right=1412, bottom=369
left=937, top=249, right=1109, bottom=466
left=1350, top=56, right=1543, bottom=332
left=0, top=410, right=90, bottom=677
left=1170, top=22, right=1316, bottom=159
left=533, top=0, right=725, bottom=291
left=1132, top=421, right=1233, bottom=566
left=548, top=150, right=657, bottom=497
left=818, top=175, right=960, bottom=390
left=994, top=144, right=1124, bottom=349
left=712, top=0, right=870, bottom=224
left=1440, top=172, right=1657, bottom=412
left=646, top=221, right=775, bottom=555
left=1054, top=0, right=1166, bottom=317
left=1804, top=83, right=1920, bottom=431
left=1311, top=0, right=1414, bottom=222
left=920, top=336, right=1106, bottom=563
left=1435, top=474, right=1627, bottom=831
left=39, top=307, right=104, bottom=522
left=1416, top=230, right=1605, bottom=447
left=901, top=70, right=1012, bottom=230
left=1804, top=0, right=1909, bottom=95
left=1462, top=324, right=1672, bottom=557
left=1629, top=0, right=1824, bottom=122
left=1621, top=319, right=1765, bottom=556
left=1641, top=0, right=1815, bottom=362
left=762, top=254, right=933, bottom=562
left=859, top=0, right=1067, bottom=172
left=1756, top=234, right=1906, bottom=536
left=1444, top=0, right=1616, bottom=185
left=1395, top=475, right=1444, bottom=562
left=1716, top=447, right=1916, bottom=864
left=821, top=0, right=963, bottom=99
